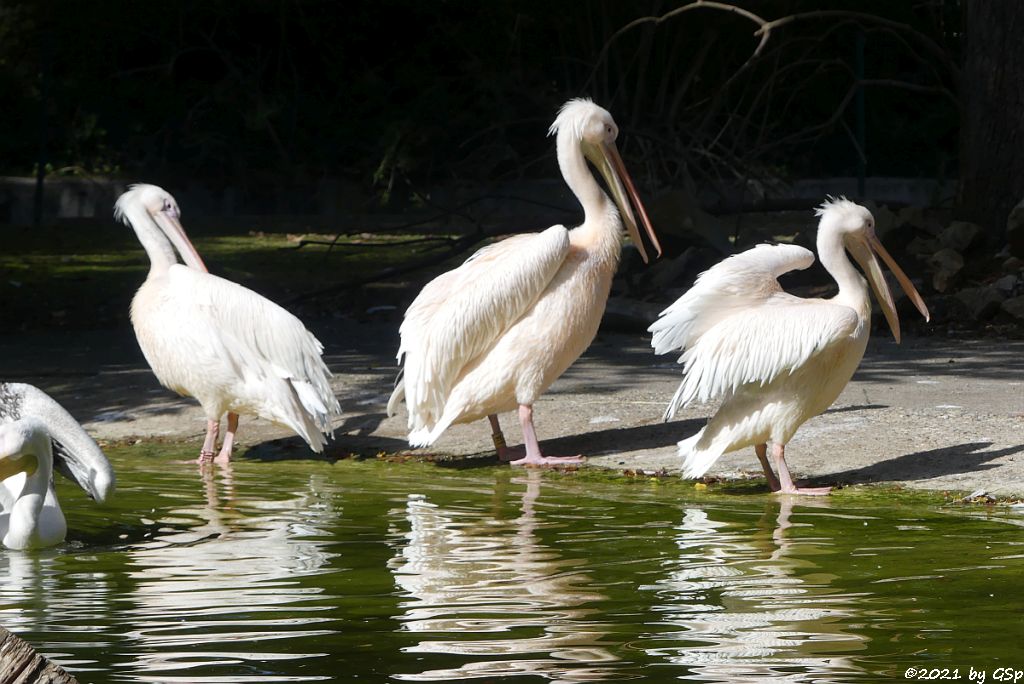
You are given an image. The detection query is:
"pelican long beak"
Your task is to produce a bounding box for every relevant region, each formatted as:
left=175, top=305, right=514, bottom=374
left=593, top=141, right=662, bottom=263
left=852, top=233, right=930, bottom=343
left=153, top=212, right=209, bottom=273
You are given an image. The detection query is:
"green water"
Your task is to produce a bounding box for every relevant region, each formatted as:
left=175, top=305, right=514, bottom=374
left=2, top=447, right=1023, bottom=683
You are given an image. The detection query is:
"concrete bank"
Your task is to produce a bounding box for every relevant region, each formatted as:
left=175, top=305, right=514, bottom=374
left=2, top=322, right=1022, bottom=496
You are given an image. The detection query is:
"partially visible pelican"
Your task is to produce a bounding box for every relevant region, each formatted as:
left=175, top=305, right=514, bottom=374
left=0, top=383, right=114, bottom=549
left=116, top=185, right=341, bottom=463
left=388, top=99, right=661, bottom=465
left=649, top=198, right=929, bottom=494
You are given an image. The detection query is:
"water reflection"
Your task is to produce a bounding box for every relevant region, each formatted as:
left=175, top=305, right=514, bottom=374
left=115, top=461, right=338, bottom=682
left=0, top=548, right=117, bottom=677
left=389, top=469, right=622, bottom=681
left=3, top=455, right=1020, bottom=682
left=642, top=498, right=868, bottom=682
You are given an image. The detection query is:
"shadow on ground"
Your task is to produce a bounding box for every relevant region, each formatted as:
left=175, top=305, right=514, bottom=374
left=540, top=417, right=704, bottom=459
left=817, top=441, right=1024, bottom=486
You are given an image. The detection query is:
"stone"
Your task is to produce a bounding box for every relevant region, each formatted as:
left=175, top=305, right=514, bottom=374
left=921, top=294, right=950, bottom=323
left=907, top=235, right=941, bottom=257
left=928, top=248, right=963, bottom=293
left=897, top=205, right=944, bottom=236
left=1002, top=295, right=1024, bottom=320
left=994, top=274, right=1019, bottom=294
left=603, top=296, right=665, bottom=331
left=939, top=221, right=984, bottom=253
left=648, top=189, right=733, bottom=255
left=954, top=286, right=1005, bottom=321
left=1004, top=256, right=1024, bottom=274
left=647, top=246, right=697, bottom=290
left=1007, top=198, right=1024, bottom=258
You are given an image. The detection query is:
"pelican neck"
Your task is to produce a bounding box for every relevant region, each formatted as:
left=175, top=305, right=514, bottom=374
left=123, top=204, right=177, bottom=277
left=4, top=433, right=53, bottom=549
left=556, top=132, right=612, bottom=230
left=818, top=230, right=868, bottom=311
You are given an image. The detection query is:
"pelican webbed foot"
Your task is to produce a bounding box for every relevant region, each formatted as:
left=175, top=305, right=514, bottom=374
left=775, top=484, right=833, bottom=496
left=507, top=403, right=586, bottom=467
left=769, top=443, right=832, bottom=496
left=212, top=412, right=239, bottom=464
left=510, top=454, right=585, bottom=467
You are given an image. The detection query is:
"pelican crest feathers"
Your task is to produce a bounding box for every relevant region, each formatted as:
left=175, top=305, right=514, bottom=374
left=547, top=98, right=600, bottom=139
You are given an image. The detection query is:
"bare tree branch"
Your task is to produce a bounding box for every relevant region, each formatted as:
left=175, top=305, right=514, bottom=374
left=587, top=1, right=771, bottom=95
left=756, top=10, right=960, bottom=84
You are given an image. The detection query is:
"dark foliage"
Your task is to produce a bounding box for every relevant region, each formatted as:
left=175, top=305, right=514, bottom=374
left=0, top=1, right=960, bottom=199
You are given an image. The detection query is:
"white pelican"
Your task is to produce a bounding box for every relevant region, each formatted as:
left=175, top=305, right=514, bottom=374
left=388, top=99, right=661, bottom=465
left=0, top=383, right=114, bottom=549
left=115, top=184, right=341, bottom=463
left=649, top=198, right=929, bottom=495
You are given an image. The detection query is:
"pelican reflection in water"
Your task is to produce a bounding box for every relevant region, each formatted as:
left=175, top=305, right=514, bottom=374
left=117, top=461, right=339, bottom=679
left=640, top=499, right=868, bottom=681
left=388, top=469, right=621, bottom=681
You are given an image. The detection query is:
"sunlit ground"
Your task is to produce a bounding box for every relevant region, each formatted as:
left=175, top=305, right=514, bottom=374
left=0, top=220, right=461, bottom=330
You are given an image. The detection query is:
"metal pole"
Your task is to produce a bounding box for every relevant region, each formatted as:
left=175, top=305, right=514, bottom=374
left=33, top=25, right=52, bottom=229
left=855, top=30, right=866, bottom=198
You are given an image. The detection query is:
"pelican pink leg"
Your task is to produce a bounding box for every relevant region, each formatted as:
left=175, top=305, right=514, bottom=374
left=771, top=443, right=831, bottom=496
left=509, top=404, right=583, bottom=467
left=215, top=412, right=239, bottom=464
left=198, top=419, right=219, bottom=464
left=755, top=443, right=780, bottom=492
left=489, top=414, right=513, bottom=462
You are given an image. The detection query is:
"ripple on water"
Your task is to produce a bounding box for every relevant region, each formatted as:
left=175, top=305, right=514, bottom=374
left=2, top=451, right=1024, bottom=682
left=388, top=477, right=625, bottom=682
left=634, top=506, right=869, bottom=683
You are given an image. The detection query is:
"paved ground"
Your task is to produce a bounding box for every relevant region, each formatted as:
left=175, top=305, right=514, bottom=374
left=2, top=319, right=1023, bottom=496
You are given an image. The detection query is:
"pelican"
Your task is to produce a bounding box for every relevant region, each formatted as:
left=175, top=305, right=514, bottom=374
left=388, top=99, right=661, bottom=465
left=0, top=383, right=114, bottom=550
left=115, top=184, right=341, bottom=463
left=649, top=198, right=930, bottom=495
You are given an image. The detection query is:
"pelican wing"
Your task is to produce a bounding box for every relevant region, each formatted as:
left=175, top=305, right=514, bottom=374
left=393, top=226, right=570, bottom=435
left=666, top=299, right=860, bottom=412
left=649, top=244, right=859, bottom=418
left=1, top=383, right=114, bottom=502
left=650, top=243, right=817, bottom=355
left=162, top=266, right=341, bottom=446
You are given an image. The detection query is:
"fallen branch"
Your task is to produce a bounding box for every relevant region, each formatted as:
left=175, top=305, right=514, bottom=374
left=291, top=236, right=456, bottom=250
left=285, top=231, right=495, bottom=305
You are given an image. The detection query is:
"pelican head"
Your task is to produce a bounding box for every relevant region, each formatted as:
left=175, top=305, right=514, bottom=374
left=115, top=184, right=207, bottom=272
left=550, top=99, right=662, bottom=263
left=816, top=197, right=930, bottom=342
